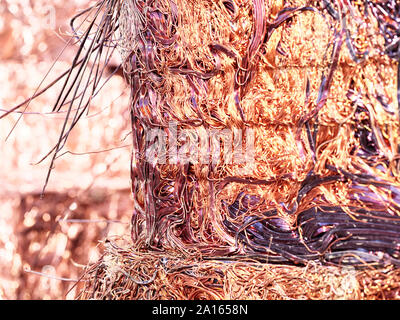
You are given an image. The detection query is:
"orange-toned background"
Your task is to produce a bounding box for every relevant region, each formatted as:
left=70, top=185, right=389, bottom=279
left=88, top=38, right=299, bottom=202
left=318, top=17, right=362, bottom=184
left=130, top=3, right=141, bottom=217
left=0, top=0, right=133, bottom=299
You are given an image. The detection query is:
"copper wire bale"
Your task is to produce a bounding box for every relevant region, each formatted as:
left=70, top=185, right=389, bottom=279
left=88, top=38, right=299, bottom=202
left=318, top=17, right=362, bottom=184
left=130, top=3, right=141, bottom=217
left=76, top=0, right=400, bottom=299
left=6, top=0, right=400, bottom=299
left=76, top=238, right=400, bottom=300
left=121, top=0, right=400, bottom=268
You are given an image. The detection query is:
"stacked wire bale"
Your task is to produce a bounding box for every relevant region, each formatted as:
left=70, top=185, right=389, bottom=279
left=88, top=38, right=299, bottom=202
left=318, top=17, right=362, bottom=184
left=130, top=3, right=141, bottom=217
left=48, top=0, right=400, bottom=299
left=77, top=237, right=400, bottom=299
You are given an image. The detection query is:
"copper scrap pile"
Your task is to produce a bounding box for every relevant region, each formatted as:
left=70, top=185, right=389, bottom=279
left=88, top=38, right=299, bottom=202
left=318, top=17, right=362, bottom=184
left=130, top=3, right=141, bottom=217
left=7, top=0, right=400, bottom=299
left=123, top=0, right=400, bottom=267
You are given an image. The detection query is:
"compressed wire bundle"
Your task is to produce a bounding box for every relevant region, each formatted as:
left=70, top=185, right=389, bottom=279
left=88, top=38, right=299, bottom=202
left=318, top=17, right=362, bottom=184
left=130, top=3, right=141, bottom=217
left=4, top=0, right=400, bottom=298
left=76, top=0, right=400, bottom=299
left=119, top=0, right=400, bottom=268
left=76, top=237, right=400, bottom=299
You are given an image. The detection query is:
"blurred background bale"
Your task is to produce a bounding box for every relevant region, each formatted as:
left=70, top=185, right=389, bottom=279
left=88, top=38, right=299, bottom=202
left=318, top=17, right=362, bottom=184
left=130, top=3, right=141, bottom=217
left=0, top=0, right=133, bottom=299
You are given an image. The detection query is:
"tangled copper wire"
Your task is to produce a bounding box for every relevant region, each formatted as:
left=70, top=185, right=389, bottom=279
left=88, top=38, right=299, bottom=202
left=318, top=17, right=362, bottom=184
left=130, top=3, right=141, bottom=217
left=4, top=0, right=400, bottom=299
left=76, top=237, right=400, bottom=299
left=76, top=0, right=400, bottom=300
left=122, top=0, right=400, bottom=267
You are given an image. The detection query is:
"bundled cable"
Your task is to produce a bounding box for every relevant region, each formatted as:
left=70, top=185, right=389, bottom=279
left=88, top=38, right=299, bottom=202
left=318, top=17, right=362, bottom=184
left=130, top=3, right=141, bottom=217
left=119, top=0, right=400, bottom=267
left=5, top=0, right=400, bottom=299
